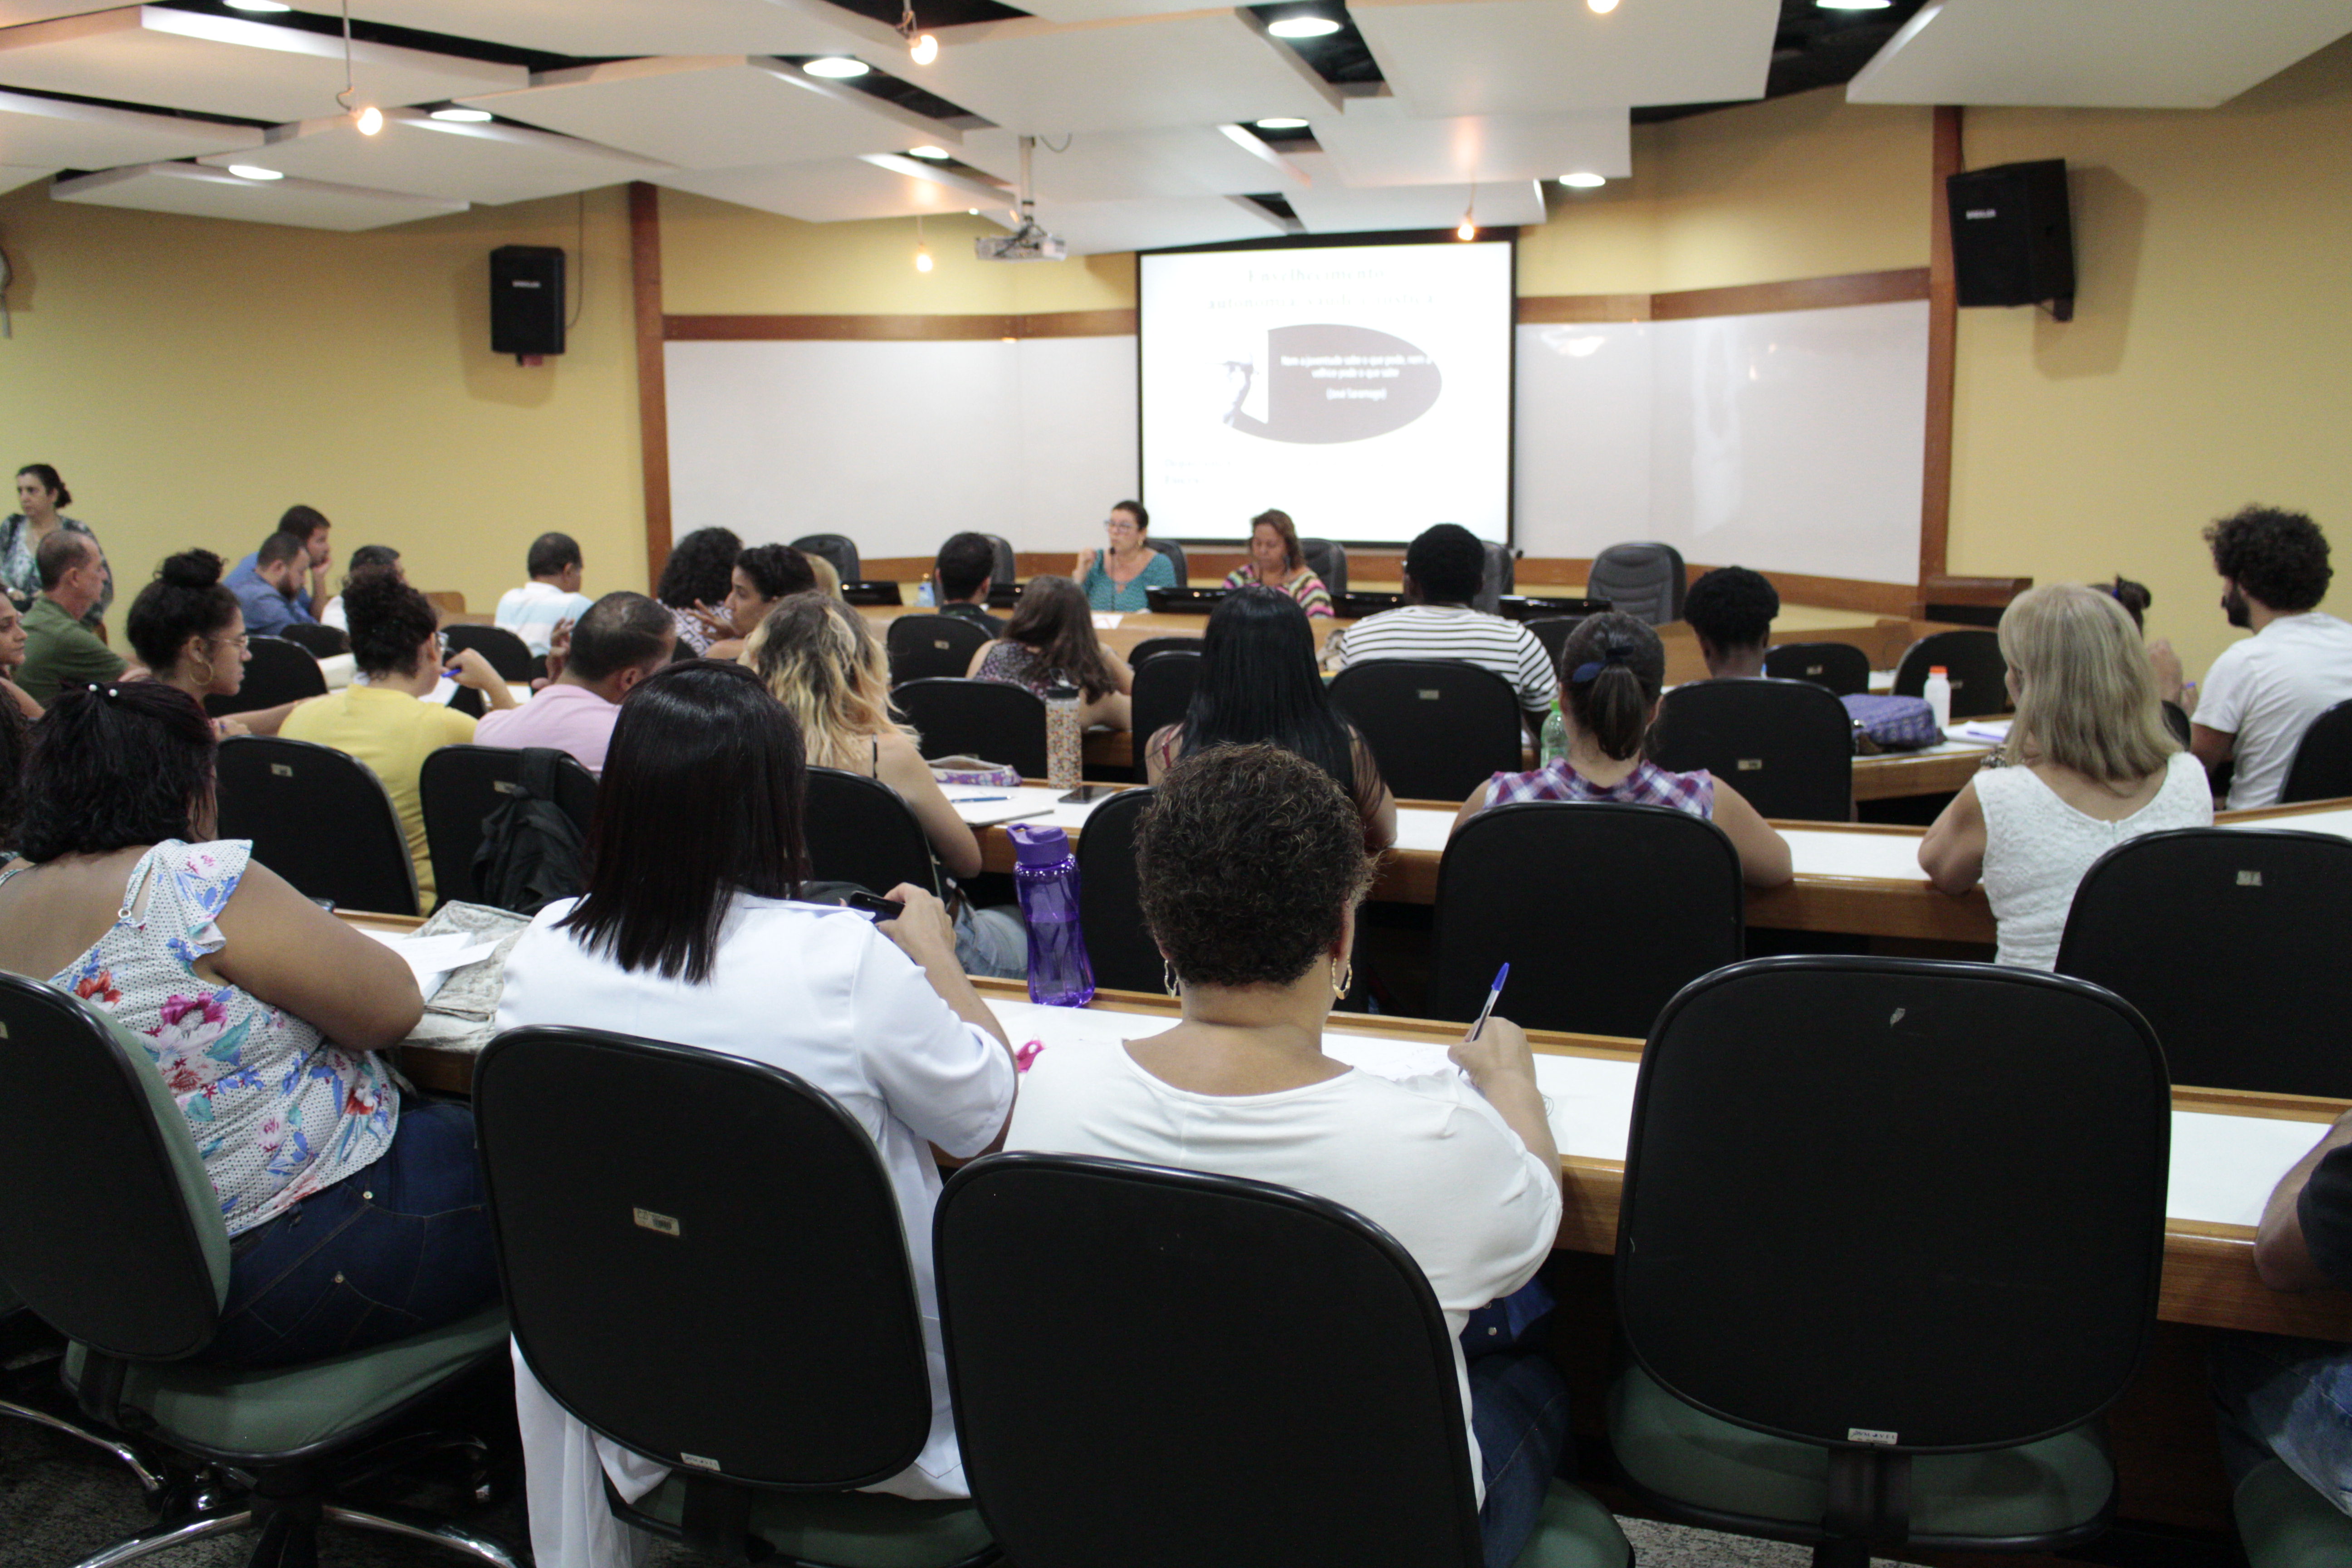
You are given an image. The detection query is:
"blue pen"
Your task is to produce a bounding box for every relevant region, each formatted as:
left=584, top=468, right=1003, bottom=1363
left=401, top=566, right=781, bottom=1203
left=1470, top=961, right=1510, bottom=1040
left=956, top=795, right=1010, bottom=803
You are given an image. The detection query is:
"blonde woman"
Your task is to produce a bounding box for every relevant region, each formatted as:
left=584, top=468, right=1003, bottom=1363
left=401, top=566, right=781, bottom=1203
left=1921, top=583, right=2214, bottom=970
left=742, top=593, right=1025, bottom=978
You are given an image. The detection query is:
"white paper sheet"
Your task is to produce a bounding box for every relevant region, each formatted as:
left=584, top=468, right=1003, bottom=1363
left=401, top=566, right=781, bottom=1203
left=360, top=928, right=504, bottom=1002
left=2168, top=1110, right=2328, bottom=1228
left=946, top=785, right=1112, bottom=833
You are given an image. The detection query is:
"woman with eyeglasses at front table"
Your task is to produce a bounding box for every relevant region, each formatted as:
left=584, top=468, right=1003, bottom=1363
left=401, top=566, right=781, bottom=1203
left=126, top=549, right=309, bottom=737
left=1074, top=498, right=1176, bottom=613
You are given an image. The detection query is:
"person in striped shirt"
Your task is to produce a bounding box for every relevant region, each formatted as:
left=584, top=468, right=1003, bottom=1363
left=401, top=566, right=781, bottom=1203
left=1221, top=508, right=1334, bottom=617
left=1325, top=523, right=1553, bottom=735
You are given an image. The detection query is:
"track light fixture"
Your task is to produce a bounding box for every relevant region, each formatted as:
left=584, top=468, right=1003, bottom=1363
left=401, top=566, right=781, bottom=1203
left=900, top=0, right=939, bottom=64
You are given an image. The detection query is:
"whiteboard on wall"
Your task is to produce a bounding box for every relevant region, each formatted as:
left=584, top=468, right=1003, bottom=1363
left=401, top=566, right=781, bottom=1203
left=665, top=337, right=1140, bottom=562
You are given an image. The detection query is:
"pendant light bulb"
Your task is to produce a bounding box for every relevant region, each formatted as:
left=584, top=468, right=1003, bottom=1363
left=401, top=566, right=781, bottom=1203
left=1457, top=219, right=1476, bottom=241
left=915, top=244, right=934, bottom=273
left=910, top=30, right=939, bottom=64
left=356, top=104, right=383, bottom=135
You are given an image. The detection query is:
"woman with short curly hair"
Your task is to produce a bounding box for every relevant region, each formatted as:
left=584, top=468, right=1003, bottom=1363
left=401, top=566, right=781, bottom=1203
left=1009, top=742, right=1570, bottom=1568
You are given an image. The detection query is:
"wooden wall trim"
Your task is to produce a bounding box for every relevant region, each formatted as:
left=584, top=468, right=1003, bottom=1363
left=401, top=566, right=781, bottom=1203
left=1920, top=105, right=1963, bottom=593
left=1647, top=267, right=1930, bottom=321
left=1515, top=293, right=1651, bottom=324
left=629, top=181, right=672, bottom=590
left=662, top=308, right=1140, bottom=342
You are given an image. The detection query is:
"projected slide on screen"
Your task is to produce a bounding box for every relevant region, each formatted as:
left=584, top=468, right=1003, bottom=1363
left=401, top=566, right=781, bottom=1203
left=1139, top=240, right=1513, bottom=546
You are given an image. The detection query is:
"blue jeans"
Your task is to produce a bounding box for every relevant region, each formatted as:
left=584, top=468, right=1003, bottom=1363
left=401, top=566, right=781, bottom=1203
left=956, top=903, right=1027, bottom=981
left=1471, top=1349, right=1572, bottom=1568
left=203, top=1102, right=500, bottom=1369
left=2211, top=1331, right=2352, bottom=1511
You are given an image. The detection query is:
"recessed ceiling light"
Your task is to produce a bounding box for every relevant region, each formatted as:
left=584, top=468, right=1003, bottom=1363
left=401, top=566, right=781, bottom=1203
left=1587, top=0, right=1619, bottom=12
left=226, top=165, right=284, bottom=181
left=906, top=145, right=949, bottom=159
left=223, top=0, right=291, bottom=10
left=1267, top=15, right=1342, bottom=38
left=803, top=56, right=870, bottom=78
left=1254, top=117, right=1310, bottom=130
left=1815, top=0, right=1892, bottom=9
left=431, top=107, right=493, bottom=123
left=1559, top=171, right=1607, bottom=188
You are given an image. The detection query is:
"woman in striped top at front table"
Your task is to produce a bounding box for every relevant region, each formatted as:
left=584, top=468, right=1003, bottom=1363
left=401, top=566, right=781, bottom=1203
left=1452, top=612, right=1793, bottom=888
left=1221, top=509, right=1334, bottom=617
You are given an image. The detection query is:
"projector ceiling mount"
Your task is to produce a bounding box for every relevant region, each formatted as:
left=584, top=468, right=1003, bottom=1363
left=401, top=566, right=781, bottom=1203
left=975, top=135, right=1068, bottom=263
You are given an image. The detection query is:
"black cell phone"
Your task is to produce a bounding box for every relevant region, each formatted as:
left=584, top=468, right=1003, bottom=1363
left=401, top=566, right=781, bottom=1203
left=1058, top=784, right=1113, bottom=804
left=844, top=891, right=906, bottom=922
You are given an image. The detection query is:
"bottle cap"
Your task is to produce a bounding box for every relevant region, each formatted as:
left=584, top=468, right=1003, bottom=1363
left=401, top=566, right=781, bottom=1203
left=1007, top=822, right=1073, bottom=867
left=1929, top=665, right=1948, bottom=676
left=1044, top=682, right=1079, bottom=701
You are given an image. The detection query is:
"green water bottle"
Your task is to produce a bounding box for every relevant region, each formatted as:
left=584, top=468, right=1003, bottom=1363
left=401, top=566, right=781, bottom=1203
left=1540, top=700, right=1566, bottom=766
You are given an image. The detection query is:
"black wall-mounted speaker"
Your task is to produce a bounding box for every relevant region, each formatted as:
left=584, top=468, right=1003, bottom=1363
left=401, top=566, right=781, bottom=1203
left=490, top=244, right=565, bottom=357
left=1946, top=159, right=2075, bottom=321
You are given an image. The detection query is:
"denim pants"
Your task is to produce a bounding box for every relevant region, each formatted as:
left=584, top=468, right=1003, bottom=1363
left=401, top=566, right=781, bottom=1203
left=2211, top=1330, right=2352, bottom=1512
left=204, top=1102, right=501, bottom=1369
left=1471, top=1349, right=1573, bottom=1568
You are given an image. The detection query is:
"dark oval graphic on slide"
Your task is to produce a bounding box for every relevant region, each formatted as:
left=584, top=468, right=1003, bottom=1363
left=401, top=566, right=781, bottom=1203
left=1226, top=323, right=1442, bottom=445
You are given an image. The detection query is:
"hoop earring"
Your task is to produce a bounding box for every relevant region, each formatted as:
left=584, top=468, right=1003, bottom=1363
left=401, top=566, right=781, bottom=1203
left=1332, top=960, right=1353, bottom=1001
left=190, top=655, right=215, bottom=687
left=1163, top=960, right=1179, bottom=997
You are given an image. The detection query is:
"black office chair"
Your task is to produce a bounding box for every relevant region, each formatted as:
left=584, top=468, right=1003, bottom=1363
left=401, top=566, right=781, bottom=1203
left=442, top=623, right=540, bottom=684
left=1073, top=788, right=1157, bottom=993
left=794, top=533, right=863, bottom=583
left=842, top=580, right=905, bottom=607
left=1524, top=616, right=1590, bottom=677
left=204, top=635, right=327, bottom=719
left=1127, top=653, right=1200, bottom=784
left=935, top=1152, right=1632, bottom=1568
left=806, top=766, right=944, bottom=900
left=2056, top=827, right=2352, bottom=1097
left=982, top=534, right=1016, bottom=590
left=0, top=1283, right=168, bottom=1501
left=1473, top=540, right=1516, bottom=615
left=2232, top=1458, right=2352, bottom=1568
left=1431, top=802, right=1743, bottom=1038
left=1651, top=679, right=1855, bottom=823
left=419, top=744, right=598, bottom=911
left=2161, top=700, right=2193, bottom=748
left=1126, top=636, right=1202, bottom=667
left=1612, top=956, right=2169, bottom=1568
left=886, top=614, right=994, bottom=687
left=1145, top=538, right=1187, bottom=586
left=276, top=620, right=350, bottom=659
left=1892, top=629, right=2009, bottom=719
left=1329, top=662, right=1525, bottom=803
left=475, top=1029, right=998, bottom=1568
left=1587, top=543, right=1686, bottom=626
left=1763, top=641, right=1871, bottom=697
left=0, top=974, right=516, bottom=1568
left=215, top=735, right=421, bottom=915
left=2279, top=698, right=2352, bottom=803
left=894, top=678, right=1049, bottom=780
left=1300, top=538, right=1349, bottom=600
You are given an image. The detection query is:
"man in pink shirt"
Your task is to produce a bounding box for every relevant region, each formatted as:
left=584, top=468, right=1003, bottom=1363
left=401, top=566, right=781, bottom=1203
left=475, top=592, right=675, bottom=775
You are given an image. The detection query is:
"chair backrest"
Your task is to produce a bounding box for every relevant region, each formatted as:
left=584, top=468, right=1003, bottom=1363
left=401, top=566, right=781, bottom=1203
left=1524, top=616, right=1589, bottom=677
left=1126, top=636, right=1202, bottom=667
left=1431, top=802, right=1743, bottom=1037
left=443, top=622, right=541, bottom=684
left=2280, top=698, right=2352, bottom=803
left=936, top=1153, right=1484, bottom=1568
left=884, top=613, right=992, bottom=686
left=1299, top=538, right=1348, bottom=600
left=1619, top=956, right=2168, bottom=1452
left=1651, top=678, right=1855, bottom=823
left=1127, top=654, right=1201, bottom=784
left=0, top=975, right=229, bottom=1363
left=2057, top=827, right=2352, bottom=1097
left=804, top=766, right=942, bottom=899
left=276, top=620, right=350, bottom=659
left=1472, top=540, right=1514, bottom=615
left=791, top=533, right=862, bottom=582
left=1587, top=542, right=1687, bottom=626
left=1328, top=661, right=1524, bottom=803
left=215, top=735, right=421, bottom=915
left=476, top=1029, right=934, bottom=1488
left=893, top=677, right=1049, bottom=780
left=2161, top=699, right=2192, bottom=747
left=1073, top=788, right=1157, bottom=992
left=1892, top=628, right=2008, bottom=719
left=1762, top=641, right=1872, bottom=697
left=982, top=534, right=1016, bottom=589
left=1145, top=538, right=1187, bottom=586
left=419, top=744, right=599, bottom=910
left=204, top=635, right=327, bottom=718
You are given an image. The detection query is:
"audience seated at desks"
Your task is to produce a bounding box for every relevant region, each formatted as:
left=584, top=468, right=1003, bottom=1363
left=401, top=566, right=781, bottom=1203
left=1075, top=497, right=1176, bottom=613
left=281, top=568, right=512, bottom=904
left=691, top=542, right=813, bottom=663
left=931, top=531, right=1004, bottom=635
left=4, top=463, right=111, bottom=627
left=0, top=598, right=42, bottom=721
left=652, top=526, right=741, bottom=657
left=1919, top=584, right=2211, bottom=970
left=968, top=573, right=1135, bottom=731
left=1009, top=743, right=1567, bottom=1568
left=1681, top=565, right=1778, bottom=680
left=1453, top=613, right=1792, bottom=888
left=474, top=591, right=673, bottom=777
left=227, top=506, right=332, bottom=632
left=0, top=681, right=498, bottom=1367
left=1144, top=585, right=1395, bottom=851
left=127, top=550, right=309, bottom=737
left=495, top=660, right=1017, bottom=1568
left=320, top=542, right=401, bottom=633
left=742, top=593, right=1026, bottom=978
left=19, top=531, right=131, bottom=707
left=1326, top=524, right=1554, bottom=738
left=494, top=531, right=598, bottom=658
left=1221, top=507, right=1336, bottom=617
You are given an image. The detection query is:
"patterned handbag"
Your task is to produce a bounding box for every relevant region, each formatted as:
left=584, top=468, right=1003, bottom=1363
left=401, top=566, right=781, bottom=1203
left=1841, top=693, right=1943, bottom=754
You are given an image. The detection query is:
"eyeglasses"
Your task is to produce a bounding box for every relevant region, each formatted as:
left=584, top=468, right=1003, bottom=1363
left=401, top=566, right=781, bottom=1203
left=1103, top=518, right=1139, bottom=533
left=210, top=633, right=251, bottom=651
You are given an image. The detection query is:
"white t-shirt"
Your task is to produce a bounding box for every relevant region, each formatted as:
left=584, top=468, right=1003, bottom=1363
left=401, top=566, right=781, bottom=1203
left=496, top=894, right=1016, bottom=1568
left=2200, top=612, right=2352, bottom=809
left=1008, top=1041, right=1562, bottom=1501
left=495, top=579, right=598, bottom=657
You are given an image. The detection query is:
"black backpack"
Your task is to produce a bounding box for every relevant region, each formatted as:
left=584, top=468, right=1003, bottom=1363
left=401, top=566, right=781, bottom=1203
left=469, top=748, right=589, bottom=916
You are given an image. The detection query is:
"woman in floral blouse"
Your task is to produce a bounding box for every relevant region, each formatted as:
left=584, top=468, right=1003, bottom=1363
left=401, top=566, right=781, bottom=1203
left=0, top=681, right=498, bottom=1367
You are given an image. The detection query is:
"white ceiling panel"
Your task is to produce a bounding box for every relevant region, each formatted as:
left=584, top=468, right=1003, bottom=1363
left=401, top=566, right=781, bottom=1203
left=1314, top=103, right=1629, bottom=186
left=196, top=108, right=668, bottom=206
left=0, top=162, right=49, bottom=193
left=0, top=7, right=526, bottom=122
left=51, top=160, right=467, bottom=230
left=1350, top=0, right=1775, bottom=114
left=457, top=56, right=956, bottom=172
left=658, top=154, right=1008, bottom=223
left=1847, top=0, right=2352, bottom=108
left=0, top=85, right=262, bottom=166
left=958, top=124, right=1302, bottom=201
left=349, top=0, right=893, bottom=60
left=1035, top=194, right=1287, bottom=254
left=0, top=1, right=116, bottom=22
left=915, top=12, right=1340, bottom=136
left=1284, top=154, right=1544, bottom=232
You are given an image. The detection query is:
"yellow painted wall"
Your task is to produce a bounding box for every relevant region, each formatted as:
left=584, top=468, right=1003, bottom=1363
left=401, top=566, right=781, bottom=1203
left=0, top=182, right=644, bottom=633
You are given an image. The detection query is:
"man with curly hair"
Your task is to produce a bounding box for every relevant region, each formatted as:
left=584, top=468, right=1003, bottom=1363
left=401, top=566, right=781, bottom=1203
left=2190, top=505, right=2352, bottom=808
left=1682, top=565, right=1780, bottom=680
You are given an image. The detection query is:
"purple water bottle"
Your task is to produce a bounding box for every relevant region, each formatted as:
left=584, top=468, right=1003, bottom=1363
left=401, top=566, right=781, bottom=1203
left=1008, top=823, right=1095, bottom=1007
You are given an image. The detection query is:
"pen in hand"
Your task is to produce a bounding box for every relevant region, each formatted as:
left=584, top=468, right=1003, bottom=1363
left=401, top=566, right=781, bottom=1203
left=1469, top=961, right=1510, bottom=1041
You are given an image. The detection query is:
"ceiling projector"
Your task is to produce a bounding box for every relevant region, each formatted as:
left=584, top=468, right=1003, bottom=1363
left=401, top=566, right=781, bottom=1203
left=975, top=136, right=1068, bottom=261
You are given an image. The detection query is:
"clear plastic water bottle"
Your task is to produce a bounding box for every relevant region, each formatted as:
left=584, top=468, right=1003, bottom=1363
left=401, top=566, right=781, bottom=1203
left=1008, top=823, right=1094, bottom=1008
left=1923, top=664, right=1953, bottom=735
left=1044, top=681, right=1083, bottom=791
left=1540, top=700, right=1566, bottom=766
left=915, top=579, right=936, bottom=608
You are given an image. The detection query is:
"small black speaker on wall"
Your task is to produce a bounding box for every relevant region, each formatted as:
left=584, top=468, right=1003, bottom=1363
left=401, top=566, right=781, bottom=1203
left=1946, top=159, right=2075, bottom=321
left=490, top=244, right=565, bottom=359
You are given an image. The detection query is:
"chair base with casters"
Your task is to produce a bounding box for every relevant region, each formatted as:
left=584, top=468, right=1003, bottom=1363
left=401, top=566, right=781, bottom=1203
left=0, top=1285, right=170, bottom=1498
left=612, top=1471, right=997, bottom=1567
left=2234, top=1458, right=2352, bottom=1567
